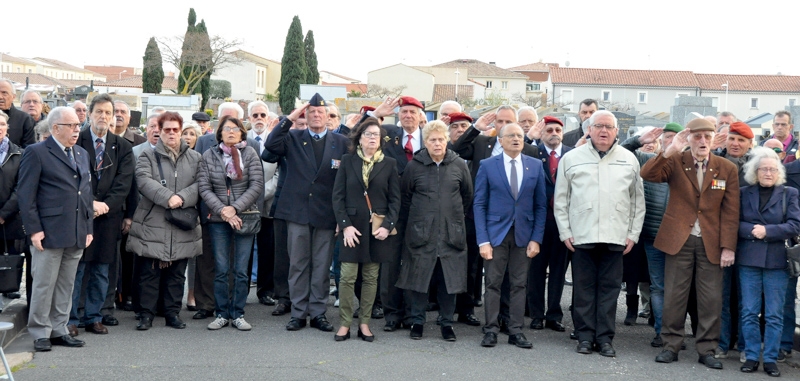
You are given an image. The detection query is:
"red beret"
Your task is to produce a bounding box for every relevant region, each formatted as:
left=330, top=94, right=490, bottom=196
left=398, top=96, right=424, bottom=109
left=543, top=115, right=563, bottom=127
left=448, top=112, right=473, bottom=125
left=360, top=105, right=376, bottom=114
left=729, top=121, right=754, bottom=139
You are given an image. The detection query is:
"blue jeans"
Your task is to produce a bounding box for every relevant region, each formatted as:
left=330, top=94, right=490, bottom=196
left=739, top=265, right=788, bottom=363
left=781, top=274, right=798, bottom=352
left=720, top=264, right=744, bottom=352
left=643, top=239, right=665, bottom=335
left=69, top=262, right=109, bottom=325
left=209, top=223, right=255, bottom=320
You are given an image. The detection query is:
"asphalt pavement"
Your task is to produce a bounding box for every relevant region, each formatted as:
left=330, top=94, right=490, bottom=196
left=5, top=281, right=799, bottom=381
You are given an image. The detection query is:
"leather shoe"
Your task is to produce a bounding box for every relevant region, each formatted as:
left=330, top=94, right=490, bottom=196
left=763, top=362, right=780, bottom=377
left=698, top=354, right=723, bottom=369
left=740, top=359, right=759, bottom=373
left=570, top=330, right=577, bottom=340
left=598, top=342, right=616, bottom=357
left=371, top=306, right=384, bottom=319
left=34, top=338, right=51, bottom=352
left=481, top=332, right=497, bottom=347
left=457, top=313, right=481, bottom=326
left=85, top=322, right=108, bottom=334
left=576, top=341, right=592, bottom=354
left=384, top=320, right=399, bottom=332
left=286, top=317, right=306, bottom=331
left=258, top=295, right=277, bottom=306
left=166, top=316, right=186, bottom=329
left=192, top=309, right=214, bottom=320
left=651, top=335, right=664, bottom=347
left=310, top=315, right=334, bottom=332
left=473, top=299, right=483, bottom=307
left=529, top=319, right=544, bottom=330
left=272, top=303, right=291, bottom=316
left=441, top=326, right=456, bottom=341
left=655, top=349, right=678, bottom=363
left=67, top=324, right=79, bottom=337
left=186, top=304, right=198, bottom=312
left=122, top=300, right=134, bottom=311
left=498, top=319, right=510, bottom=335
left=136, top=316, right=153, bottom=330
left=545, top=320, right=566, bottom=332
left=358, top=328, right=374, bottom=342
left=508, top=333, right=533, bottom=349
left=409, top=324, right=423, bottom=339
left=334, top=330, right=350, bottom=342
left=50, top=334, right=84, bottom=347
left=102, top=315, right=119, bottom=326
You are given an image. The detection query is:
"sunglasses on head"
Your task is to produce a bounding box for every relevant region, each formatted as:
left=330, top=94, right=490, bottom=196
left=772, top=147, right=784, bottom=154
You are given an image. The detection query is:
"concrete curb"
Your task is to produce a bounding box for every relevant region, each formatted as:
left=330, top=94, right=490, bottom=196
left=0, top=301, right=27, bottom=348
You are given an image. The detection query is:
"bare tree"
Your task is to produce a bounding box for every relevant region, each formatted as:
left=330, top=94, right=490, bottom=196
left=364, top=84, right=407, bottom=98
left=159, top=35, right=243, bottom=95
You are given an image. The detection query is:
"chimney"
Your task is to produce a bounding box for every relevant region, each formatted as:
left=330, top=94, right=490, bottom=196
left=489, top=62, right=496, bottom=65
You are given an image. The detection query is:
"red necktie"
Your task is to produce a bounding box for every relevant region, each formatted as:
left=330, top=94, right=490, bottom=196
left=549, top=150, right=559, bottom=183
left=405, top=135, right=413, bottom=162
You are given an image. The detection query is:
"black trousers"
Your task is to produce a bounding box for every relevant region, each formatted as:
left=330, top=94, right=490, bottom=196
left=572, top=244, right=623, bottom=345
left=527, top=218, right=569, bottom=322
left=456, top=223, right=480, bottom=316
left=100, top=240, right=121, bottom=316
left=272, top=218, right=291, bottom=305
left=194, top=224, right=216, bottom=311
left=137, top=257, right=188, bottom=319
left=380, top=238, right=408, bottom=323
left=406, top=259, right=455, bottom=326
left=484, top=227, right=530, bottom=335
left=118, top=233, right=136, bottom=306
left=256, top=217, right=275, bottom=298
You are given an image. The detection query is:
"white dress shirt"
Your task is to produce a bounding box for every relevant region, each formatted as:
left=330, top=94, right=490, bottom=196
left=503, top=152, right=523, bottom=195
left=491, top=137, right=503, bottom=157
left=402, top=128, right=421, bottom=154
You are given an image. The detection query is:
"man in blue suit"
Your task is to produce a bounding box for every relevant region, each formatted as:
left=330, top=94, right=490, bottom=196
left=474, top=123, right=547, bottom=349
left=18, top=107, right=94, bottom=352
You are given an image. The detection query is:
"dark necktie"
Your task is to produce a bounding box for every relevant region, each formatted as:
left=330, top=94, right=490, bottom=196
left=65, top=147, right=76, bottom=170
left=255, top=136, right=262, bottom=153
left=549, top=150, right=559, bottom=183
left=510, top=159, right=518, bottom=200
left=95, top=138, right=104, bottom=179
left=405, top=135, right=413, bottom=161
left=313, top=134, right=321, bottom=141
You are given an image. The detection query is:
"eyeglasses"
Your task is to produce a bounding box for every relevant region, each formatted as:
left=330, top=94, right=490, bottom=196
left=329, top=113, right=339, bottom=118
left=74, top=108, right=87, bottom=113
left=252, top=113, right=267, bottom=119
left=592, top=124, right=616, bottom=130
left=545, top=128, right=563, bottom=133
left=771, top=147, right=784, bottom=154
left=161, top=127, right=180, bottom=134
left=362, top=132, right=380, bottom=138
left=55, top=123, right=82, bottom=130
left=23, top=99, right=41, bottom=105
left=758, top=167, right=779, bottom=174
left=223, top=126, right=241, bottom=132
left=518, top=119, right=536, bottom=125
left=502, top=133, right=524, bottom=139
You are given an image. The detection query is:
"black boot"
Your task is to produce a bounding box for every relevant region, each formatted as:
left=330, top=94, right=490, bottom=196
left=624, top=294, right=638, bottom=326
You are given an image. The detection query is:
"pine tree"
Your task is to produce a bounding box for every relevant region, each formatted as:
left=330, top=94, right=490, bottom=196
left=278, top=16, right=307, bottom=113
left=142, top=37, right=164, bottom=94
left=304, top=30, right=319, bottom=85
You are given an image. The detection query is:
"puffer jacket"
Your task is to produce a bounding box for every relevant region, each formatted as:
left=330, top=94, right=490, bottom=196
left=127, top=139, right=202, bottom=261
left=0, top=141, right=25, bottom=239
left=554, top=141, right=646, bottom=246
left=622, top=136, right=670, bottom=240
left=198, top=143, right=264, bottom=222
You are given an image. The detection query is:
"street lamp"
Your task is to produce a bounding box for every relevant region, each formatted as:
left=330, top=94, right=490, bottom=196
left=721, top=82, right=729, bottom=111
left=118, top=69, right=127, bottom=80
left=454, top=68, right=460, bottom=102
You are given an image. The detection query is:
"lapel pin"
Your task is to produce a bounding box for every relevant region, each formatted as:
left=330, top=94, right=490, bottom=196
left=303, top=142, right=307, bottom=146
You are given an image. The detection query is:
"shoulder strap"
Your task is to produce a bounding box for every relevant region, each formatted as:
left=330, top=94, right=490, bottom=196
left=783, top=187, right=787, bottom=223
left=154, top=153, right=166, bottom=187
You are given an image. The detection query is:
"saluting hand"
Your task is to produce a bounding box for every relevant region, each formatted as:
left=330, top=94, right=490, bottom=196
left=527, top=119, right=545, bottom=141
left=474, top=113, right=496, bottom=132
left=373, top=97, right=400, bottom=119
left=638, top=127, right=663, bottom=145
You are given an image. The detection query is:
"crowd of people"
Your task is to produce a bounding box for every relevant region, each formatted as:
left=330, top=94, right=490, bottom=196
left=0, top=75, right=798, bottom=377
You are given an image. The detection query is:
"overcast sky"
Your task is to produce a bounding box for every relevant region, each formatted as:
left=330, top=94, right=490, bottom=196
left=4, top=0, right=797, bottom=83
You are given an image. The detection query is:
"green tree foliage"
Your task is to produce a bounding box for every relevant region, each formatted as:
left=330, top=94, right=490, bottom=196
left=210, top=79, right=231, bottom=99
left=278, top=16, right=307, bottom=113
left=196, top=20, right=212, bottom=110
left=304, top=30, right=319, bottom=85
left=142, top=37, right=164, bottom=94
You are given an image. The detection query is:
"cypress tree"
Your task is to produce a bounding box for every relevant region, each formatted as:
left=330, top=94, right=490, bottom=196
left=142, top=37, right=164, bottom=94
left=304, top=30, right=319, bottom=85
left=278, top=16, right=307, bottom=113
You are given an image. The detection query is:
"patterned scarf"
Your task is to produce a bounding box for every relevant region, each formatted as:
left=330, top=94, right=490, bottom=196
left=356, top=146, right=384, bottom=189
left=0, top=137, right=9, bottom=159
left=219, top=141, right=247, bottom=180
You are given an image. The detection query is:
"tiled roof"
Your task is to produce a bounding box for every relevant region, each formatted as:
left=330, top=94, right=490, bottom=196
left=525, top=72, right=550, bottom=82
left=432, top=84, right=474, bottom=104
left=233, top=50, right=281, bottom=65
left=1, top=73, right=70, bottom=88
left=321, top=82, right=367, bottom=94
left=507, top=62, right=558, bottom=71
left=320, top=70, right=360, bottom=83
left=432, top=59, right=527, bottom=79
left=33, top=57, right=103, bottom=76
left=83, top=65, right=137, bottom=79
left=0, top=53, right=36, bottom=65
left=550, top=67, right=699, bottom=88
left=102, top=75, right=178, bottom=90
left=695, top=73, right=800, bottom=93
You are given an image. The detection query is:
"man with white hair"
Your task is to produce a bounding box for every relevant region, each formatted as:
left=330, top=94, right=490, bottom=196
left=73, top=101, right=88, bottom=128
left=516, top=106, right=538, bottom=144
left=438, top=100, right=462, bottom=122
left=0, top=79, right=35, bottom=147
left=113, top=101, right=146, bottom=146
left=21, top=90, right=46, bottom=123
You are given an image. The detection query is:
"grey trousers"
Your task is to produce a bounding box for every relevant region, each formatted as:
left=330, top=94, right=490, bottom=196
left=483, top=228, right=530, bottom=335
left=28, top=245, right=84, bottom=340
left=287, top=222, right=334, bottom=319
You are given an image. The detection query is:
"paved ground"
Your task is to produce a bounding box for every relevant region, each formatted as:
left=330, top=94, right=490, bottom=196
left=5, top=282, right=799, bottom=381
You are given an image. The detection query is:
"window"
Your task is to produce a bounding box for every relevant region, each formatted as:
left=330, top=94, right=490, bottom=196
left=501, top=81, right=508, bottom=89
left=750, top=98, right=759, bottom=109
left=561, top=89, right=574, bottom=110
left=526, top=83, right=541, bottom=91
left=601, top=90, right=611, bottom=102
left=711, top=97, right=719, bottom=107
left=486, top=81, right=493, bottom=89
left=638, top=92, right=647, bottom=104
left=790, top=98, right=797, bottom=107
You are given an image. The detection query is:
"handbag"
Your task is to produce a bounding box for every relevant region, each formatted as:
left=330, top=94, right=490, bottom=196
left=0, top=226, right=24, bottom=294
left=364, top=191, right=396, bottom=236
left=782, top=191, right=800, bottom=277
left=226, top=177, right=261, bottom=236
left=155, top=154, right=199, bottom=231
